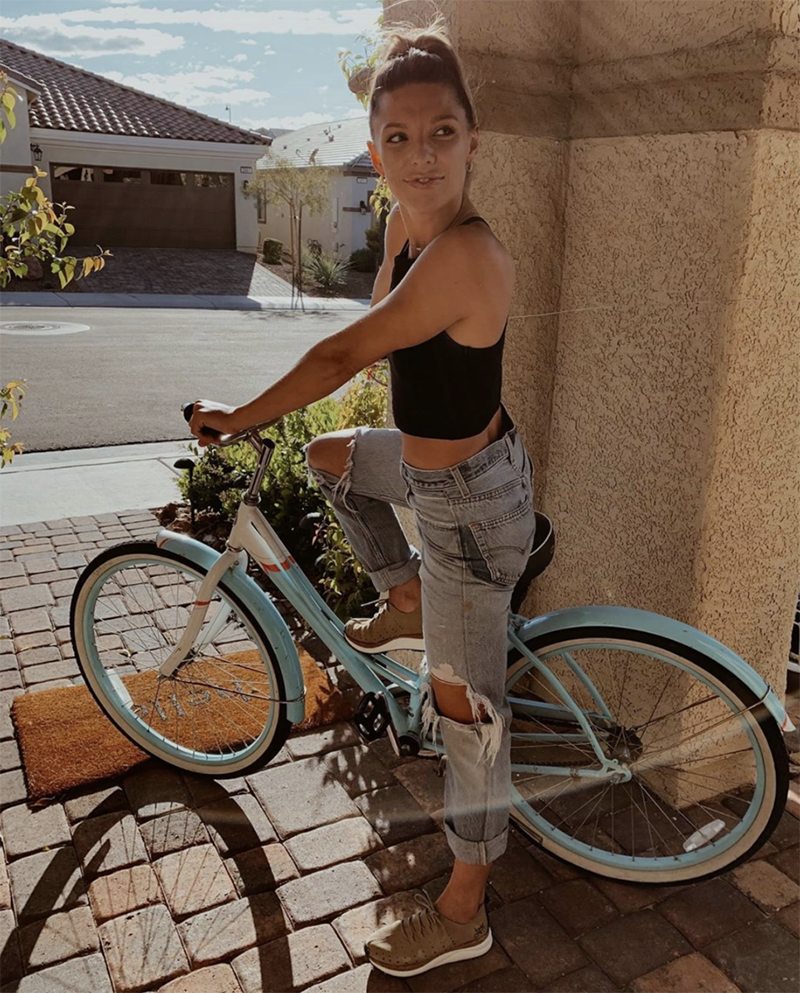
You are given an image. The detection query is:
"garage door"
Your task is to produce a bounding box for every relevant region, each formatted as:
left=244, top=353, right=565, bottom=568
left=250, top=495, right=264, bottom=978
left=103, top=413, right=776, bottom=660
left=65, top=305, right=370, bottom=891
left=51, top=166, right=236, bottom=249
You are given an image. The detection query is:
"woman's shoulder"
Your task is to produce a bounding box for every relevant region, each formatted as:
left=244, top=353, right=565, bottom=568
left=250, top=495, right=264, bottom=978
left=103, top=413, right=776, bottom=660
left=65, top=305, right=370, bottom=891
left=384, top=203, right=513, bottom=292
left=445, top=215, right=514, bottom=289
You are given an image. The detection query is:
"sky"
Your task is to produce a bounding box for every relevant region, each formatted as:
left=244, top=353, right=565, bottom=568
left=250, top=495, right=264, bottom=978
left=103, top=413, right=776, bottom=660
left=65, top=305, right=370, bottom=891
left=0, top=0, right=384, bottom=132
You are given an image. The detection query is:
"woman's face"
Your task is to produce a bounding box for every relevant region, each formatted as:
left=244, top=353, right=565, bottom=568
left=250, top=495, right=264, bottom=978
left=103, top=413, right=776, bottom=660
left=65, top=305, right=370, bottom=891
left=368, top=82, right=478, bottom=207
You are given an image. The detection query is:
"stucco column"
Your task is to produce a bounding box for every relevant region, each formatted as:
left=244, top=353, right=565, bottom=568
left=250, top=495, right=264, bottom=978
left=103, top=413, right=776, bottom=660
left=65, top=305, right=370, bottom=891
left=382, top=0, right=799, bottom=695
left=544, top=0, right=799, bottom=694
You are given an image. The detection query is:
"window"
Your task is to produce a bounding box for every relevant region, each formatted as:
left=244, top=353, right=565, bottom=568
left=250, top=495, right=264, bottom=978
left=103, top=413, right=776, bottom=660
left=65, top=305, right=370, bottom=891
left=257, top=190, right=267, bottom=223
left=102, top=168, right=141, bottom=184
left=151, top=171, right=187, bottom=186
left=52, top=165, right=94, bottom=181
left=194, top=173, right=231, bottom=189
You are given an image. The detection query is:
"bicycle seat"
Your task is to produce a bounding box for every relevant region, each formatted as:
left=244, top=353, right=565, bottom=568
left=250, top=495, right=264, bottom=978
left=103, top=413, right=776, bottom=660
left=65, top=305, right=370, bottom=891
left=511, top=511, right=556, bottom=613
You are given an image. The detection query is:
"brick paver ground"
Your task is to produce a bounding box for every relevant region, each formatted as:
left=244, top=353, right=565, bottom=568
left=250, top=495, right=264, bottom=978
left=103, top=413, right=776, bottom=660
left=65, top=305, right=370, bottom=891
left=0, top=511, right=799, bottom=992
left=65, top=247, right=295, bottom=296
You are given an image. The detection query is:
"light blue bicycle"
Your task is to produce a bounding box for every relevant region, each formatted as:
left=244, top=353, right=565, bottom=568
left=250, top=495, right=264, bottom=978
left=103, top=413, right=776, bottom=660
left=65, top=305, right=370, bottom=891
left=70, top=408, right=792, bottom=883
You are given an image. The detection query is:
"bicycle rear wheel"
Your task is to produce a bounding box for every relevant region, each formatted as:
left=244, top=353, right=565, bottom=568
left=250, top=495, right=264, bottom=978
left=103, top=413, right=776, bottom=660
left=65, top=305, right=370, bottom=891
left=71, top=542, right=292, bottom=776
left=506, top=625, right=788, bottom=883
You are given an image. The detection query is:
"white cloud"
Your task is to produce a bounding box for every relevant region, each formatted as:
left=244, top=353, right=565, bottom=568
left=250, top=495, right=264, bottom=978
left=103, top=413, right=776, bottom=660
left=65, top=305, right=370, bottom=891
left=232, top=53, right=248, bottom=63
left=295, top=67, right=303, bottom=73
left=59, top=6, right=380, bottom=35
left=0, top=14, right=183, bottom=57
left=317, top=84, right=329, bottom=93
left=104, top=66, right=272, bottom=107
left=240, top=39, right=256, bottom=45
left=239, top=108, right=364, bottom=132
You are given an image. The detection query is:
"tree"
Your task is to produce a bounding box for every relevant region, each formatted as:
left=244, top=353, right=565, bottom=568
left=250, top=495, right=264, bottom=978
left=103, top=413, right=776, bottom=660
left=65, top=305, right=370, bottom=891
left=256, top=151, right=331, bottom=297
left=257, top=13, right=389, bottom=294
left=0, top=70, right=111, bottom=467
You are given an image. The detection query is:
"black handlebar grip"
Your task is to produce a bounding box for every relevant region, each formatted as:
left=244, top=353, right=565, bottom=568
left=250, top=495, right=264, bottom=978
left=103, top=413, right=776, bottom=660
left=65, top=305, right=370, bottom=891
left=181, top=401, right=223, bottom=441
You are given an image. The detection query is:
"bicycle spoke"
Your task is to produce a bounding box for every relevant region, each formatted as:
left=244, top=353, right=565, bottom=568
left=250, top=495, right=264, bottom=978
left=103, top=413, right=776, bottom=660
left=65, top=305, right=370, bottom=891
left=506, top=636, right=776, bottom=874
left=85, top=555, right=279, bottom=766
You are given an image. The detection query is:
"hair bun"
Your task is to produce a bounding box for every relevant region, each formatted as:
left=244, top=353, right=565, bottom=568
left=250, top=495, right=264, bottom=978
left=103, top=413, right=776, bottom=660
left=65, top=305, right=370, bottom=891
left=368, top=16, right=478, bottom=136
left=386, top=37, right=436, bottom=61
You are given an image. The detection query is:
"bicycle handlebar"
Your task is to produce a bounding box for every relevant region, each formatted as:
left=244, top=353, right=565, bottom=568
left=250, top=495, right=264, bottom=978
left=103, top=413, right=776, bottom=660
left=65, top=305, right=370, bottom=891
left=182, top=401, right=277, bottom=449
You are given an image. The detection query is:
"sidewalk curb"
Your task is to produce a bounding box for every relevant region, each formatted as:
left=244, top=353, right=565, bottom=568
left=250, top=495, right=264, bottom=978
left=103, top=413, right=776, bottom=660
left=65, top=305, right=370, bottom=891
left=0, top=292, right=371, bottom=311
left=0, top=441, right=196, bottom=527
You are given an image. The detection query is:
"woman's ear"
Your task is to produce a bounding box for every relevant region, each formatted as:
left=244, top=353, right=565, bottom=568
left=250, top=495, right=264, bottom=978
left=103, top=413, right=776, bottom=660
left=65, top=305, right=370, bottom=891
left=468, top=126, right=480, bottom=164
left=367, top=140, right=384, bottom=177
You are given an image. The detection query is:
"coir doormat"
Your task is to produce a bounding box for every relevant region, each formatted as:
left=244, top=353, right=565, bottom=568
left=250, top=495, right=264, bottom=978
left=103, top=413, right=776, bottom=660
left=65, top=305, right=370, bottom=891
left=12, top=647, right=354, bottom=800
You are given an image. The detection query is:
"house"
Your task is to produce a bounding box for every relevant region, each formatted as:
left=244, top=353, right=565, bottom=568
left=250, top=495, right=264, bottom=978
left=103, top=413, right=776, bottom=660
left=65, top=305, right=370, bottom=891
left=0, top=40, right=269, bottom=253
left=256, top=116, right=378, bottom=260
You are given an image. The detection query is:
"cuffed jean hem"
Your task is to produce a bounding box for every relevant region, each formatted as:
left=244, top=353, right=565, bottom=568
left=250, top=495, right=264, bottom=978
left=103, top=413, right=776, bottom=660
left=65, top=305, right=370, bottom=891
left=369, top=548, right=422, bottom=594
left=443, top=822, right=509, bottom=865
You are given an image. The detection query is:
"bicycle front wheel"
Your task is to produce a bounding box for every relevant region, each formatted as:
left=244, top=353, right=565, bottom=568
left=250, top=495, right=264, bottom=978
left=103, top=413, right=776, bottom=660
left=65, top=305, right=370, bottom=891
left=71, top=542, right=292, bottom=776
left=506, top=624, right=788, bottom=883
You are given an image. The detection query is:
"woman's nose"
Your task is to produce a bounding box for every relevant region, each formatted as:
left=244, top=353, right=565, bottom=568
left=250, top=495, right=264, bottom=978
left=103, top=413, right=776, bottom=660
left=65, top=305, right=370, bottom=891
left=410, top=138, right=436, bottom=164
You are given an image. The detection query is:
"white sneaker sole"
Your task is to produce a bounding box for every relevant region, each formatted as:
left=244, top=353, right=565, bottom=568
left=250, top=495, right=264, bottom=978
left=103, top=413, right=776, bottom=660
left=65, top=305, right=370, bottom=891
left=344, top=633, right=425, bottom=653
left=369, top=931, right=493, bottom=978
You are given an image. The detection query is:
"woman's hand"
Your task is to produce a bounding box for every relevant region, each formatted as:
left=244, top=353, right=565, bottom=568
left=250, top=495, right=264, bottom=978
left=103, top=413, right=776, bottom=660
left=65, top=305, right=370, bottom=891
left=188, top=400, right=243, bottom=447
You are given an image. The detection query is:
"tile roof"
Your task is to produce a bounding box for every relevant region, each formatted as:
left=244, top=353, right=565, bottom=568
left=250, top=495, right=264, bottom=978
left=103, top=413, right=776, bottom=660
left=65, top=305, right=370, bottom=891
left=0, top=39, right=266, bottom=145
left=257, top=116, right=375, bottom=171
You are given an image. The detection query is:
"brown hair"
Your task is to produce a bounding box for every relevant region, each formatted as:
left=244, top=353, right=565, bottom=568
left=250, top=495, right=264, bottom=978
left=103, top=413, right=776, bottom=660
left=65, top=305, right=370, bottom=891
left=368, top=14, right=478, bottom=140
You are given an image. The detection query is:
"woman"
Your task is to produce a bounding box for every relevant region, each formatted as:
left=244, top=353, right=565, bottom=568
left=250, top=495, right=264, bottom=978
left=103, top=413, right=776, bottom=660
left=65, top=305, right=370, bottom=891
left=189, top=17, right=536, bottom=979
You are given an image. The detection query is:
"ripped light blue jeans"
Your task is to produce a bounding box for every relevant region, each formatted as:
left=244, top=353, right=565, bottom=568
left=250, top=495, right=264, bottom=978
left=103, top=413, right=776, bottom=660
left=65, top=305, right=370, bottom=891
left=303, top=403, right=536, bottom=864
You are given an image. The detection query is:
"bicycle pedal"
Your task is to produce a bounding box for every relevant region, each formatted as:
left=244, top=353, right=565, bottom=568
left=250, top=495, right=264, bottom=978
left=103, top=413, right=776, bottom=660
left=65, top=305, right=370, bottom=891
left=353, top=692, right=389, bottom=742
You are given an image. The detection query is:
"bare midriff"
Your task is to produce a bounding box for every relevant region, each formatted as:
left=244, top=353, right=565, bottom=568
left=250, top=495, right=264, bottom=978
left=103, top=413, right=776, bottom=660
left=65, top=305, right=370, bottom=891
left=400, top=404, right=505, bottom=470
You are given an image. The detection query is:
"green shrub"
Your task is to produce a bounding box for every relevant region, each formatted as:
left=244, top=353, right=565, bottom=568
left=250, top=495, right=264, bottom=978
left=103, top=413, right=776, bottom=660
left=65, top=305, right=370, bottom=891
left=262, top=238, right=283, bottom=264
left=176, top=367, right=389, bottom=620
left=365, top=223, right=381, bottom=259
left=304, top=250, right=353, bottom=297
left=349, top=247, right=375, bottom=273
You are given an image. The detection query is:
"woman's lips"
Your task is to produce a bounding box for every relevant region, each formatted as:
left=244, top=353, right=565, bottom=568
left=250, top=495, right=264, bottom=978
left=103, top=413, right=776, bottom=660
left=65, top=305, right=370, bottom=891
left=406, top=177, right=444, bottom=188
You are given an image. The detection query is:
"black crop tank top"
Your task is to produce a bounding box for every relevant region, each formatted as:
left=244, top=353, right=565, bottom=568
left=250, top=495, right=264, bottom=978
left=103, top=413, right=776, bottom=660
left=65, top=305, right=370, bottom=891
left=387, top=215, right=507, bottom=440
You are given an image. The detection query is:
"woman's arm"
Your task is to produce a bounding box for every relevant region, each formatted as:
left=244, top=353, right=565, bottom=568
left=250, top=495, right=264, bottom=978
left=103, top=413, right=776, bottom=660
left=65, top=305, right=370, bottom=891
left=370, top=204, right=407, bottom=308
left=229, top=340, right=354, bottom=433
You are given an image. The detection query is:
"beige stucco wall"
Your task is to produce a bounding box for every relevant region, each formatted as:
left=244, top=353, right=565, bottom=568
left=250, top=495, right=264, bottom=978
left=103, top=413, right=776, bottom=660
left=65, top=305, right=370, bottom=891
left=693, top=129, right=800, bottom=676
left=382, top=0, right=799, bottom=692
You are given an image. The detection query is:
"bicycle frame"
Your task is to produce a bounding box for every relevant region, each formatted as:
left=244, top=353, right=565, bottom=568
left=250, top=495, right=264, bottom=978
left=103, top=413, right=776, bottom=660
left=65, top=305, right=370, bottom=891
left=163, top=418, right=795, bottom=774
left=157, top=500, right=429, bottom=748
left=155, top=496, right=630, bottom=777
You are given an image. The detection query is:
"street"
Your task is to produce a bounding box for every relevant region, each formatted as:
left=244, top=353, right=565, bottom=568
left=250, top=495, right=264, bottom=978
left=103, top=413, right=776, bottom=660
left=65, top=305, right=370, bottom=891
left=0, top=307, right=356, bottom=452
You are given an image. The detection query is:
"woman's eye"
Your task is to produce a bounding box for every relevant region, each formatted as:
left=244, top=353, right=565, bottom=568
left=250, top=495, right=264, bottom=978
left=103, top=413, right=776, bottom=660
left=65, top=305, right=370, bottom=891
left=386, top=127, right=454, bottom=143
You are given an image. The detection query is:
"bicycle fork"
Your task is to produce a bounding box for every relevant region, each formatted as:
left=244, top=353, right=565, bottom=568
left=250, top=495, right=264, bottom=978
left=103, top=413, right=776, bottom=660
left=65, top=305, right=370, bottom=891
left=157, top=546, right=249, bottom=677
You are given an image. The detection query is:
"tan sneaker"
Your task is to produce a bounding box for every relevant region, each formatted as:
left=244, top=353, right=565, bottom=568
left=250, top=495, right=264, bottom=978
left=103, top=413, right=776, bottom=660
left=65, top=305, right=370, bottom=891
left=366, top=893, right=492, bottom=978
left=344, top=593, right=425, bottom=653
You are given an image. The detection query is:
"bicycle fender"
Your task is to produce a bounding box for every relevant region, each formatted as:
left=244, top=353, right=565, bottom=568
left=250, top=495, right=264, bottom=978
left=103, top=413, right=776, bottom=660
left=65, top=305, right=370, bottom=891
left=156, top=530, right=306, bottom=724
left=512, top=605, right=793, bottom=733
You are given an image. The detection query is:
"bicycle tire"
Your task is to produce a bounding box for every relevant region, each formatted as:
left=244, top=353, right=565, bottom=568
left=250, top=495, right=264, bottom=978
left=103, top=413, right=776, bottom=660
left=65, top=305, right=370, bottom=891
left=505, top=623, right=789, bottom=883
left=71, top=541, right=294, bottom=777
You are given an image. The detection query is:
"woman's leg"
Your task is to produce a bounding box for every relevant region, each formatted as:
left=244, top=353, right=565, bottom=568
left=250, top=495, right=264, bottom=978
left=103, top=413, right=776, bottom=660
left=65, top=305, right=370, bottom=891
left=418, top=542, right=516, bottom=872
left=303, top=427, right=421, bottom=594
left=411, top=421, right=536, bottom=919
